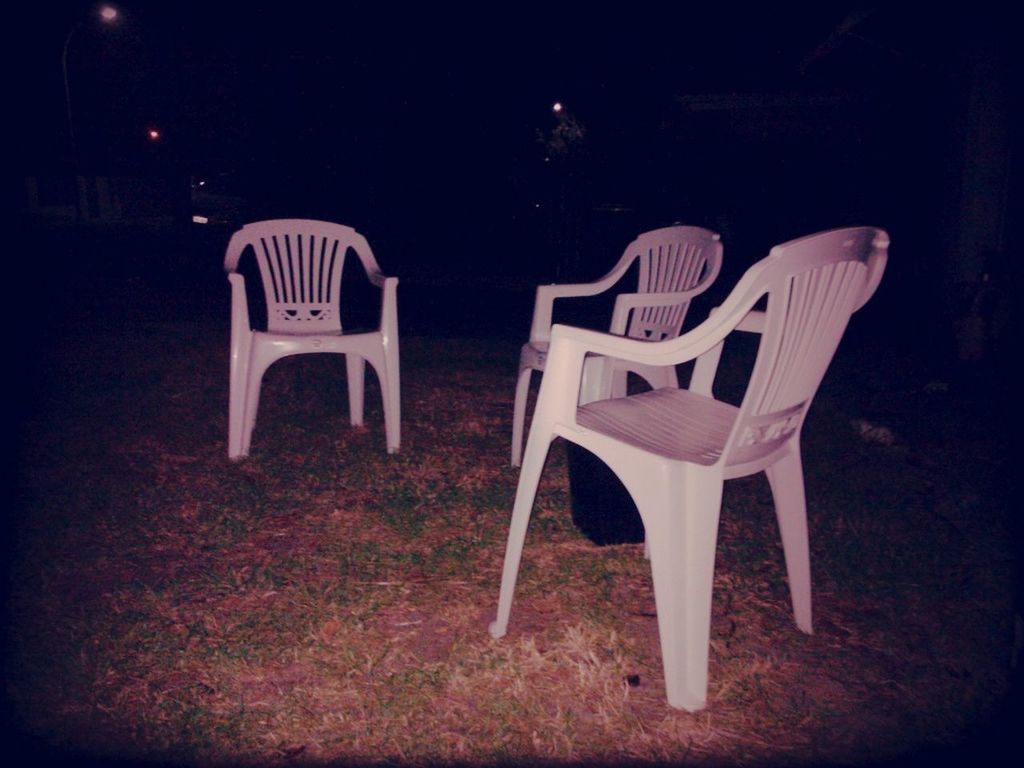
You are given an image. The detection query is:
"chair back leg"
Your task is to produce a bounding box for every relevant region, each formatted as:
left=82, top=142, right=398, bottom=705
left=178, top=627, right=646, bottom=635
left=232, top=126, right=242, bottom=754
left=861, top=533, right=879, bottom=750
left=241, top=354, right=273, bottom=458
left=765, top=446, right=813, bottom=633
left=345, top=354, right=366, bottom=427
left=511, top=366, right=534, bottom=467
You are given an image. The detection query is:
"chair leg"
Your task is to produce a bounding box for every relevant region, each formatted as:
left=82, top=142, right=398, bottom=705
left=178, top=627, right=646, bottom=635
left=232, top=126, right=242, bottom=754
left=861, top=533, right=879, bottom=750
left=241, top=355, right=272, bottom=457
left=490, top=422, right=552, bottom=639
left=382, top=339, right=401, bottom=454
left=765, top=448, right=812, bottom=633
left=228, top=329, right=253, bottom=460
left=346, top=354, right=366, bottom=427
left=637, top=464, right=723, bottom=711
left=510, top=366, right=533, bottom=467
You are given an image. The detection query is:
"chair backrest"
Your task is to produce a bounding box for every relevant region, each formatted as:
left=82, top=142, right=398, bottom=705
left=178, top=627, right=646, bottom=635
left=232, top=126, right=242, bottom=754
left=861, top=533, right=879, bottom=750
left=224, top=219, right=382, bottom=334
left=621, top=226, right=723, bottom=341
left=722, top=226, right=888, bottom=471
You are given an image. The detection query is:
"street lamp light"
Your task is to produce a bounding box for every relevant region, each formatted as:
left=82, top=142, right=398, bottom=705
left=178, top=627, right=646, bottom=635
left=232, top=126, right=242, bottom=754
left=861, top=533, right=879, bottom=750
left=62, top=4, right=120, bottom=165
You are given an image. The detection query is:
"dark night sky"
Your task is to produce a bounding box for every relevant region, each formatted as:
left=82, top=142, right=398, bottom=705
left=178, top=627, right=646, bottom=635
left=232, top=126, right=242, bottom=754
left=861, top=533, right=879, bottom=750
left=19, top=2, right=960, bottom=173
left=15, top=3, right=1018, bottom=289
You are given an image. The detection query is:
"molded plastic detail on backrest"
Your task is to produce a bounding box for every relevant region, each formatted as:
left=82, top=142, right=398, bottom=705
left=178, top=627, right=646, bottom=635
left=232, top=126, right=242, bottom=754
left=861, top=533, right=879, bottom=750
left=225, top=220, right=383, bottom=335
left=724, top=227, right=887, bottom=468
left=628, top=227, right=723, bottom=341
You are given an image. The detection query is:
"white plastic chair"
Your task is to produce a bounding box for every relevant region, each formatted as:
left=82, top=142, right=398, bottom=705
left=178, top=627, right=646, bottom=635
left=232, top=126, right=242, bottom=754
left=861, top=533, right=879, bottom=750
left=490, top=226, right=889, bottom=711
left=511, top=225, right=723, bottom=466
left=225, top=219, right=400, bottom=459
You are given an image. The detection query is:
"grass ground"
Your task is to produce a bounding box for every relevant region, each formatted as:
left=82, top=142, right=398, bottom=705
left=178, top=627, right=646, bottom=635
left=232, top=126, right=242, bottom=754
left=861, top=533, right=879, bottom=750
left=6, top=231, right=1020, bottom=766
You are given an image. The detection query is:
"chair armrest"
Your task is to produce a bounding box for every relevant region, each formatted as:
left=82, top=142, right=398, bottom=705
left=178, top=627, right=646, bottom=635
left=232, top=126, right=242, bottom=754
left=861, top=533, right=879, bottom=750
left=528, top=274, right=629, bottom=343
left=378, top=275, right=399, bottom=341
left=548, top=297, right=766, bottom=372
left=366, top=270, right=396, bottom=290
left=734, top=310, right=766, bottom=334
left=365, top=271, right=399, bottom=339
left=532, top=262, right=759, bottom=438
left=224, top=229, right=249, bottom=273
left=228, top=272, right=251, bottom=333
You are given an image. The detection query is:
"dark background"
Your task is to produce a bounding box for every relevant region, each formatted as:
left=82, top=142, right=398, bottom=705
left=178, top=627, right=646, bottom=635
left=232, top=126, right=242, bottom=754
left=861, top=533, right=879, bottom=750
left=8, top=6, right=1023, bottom=761
left=12, top=2, right=1021, bottom=356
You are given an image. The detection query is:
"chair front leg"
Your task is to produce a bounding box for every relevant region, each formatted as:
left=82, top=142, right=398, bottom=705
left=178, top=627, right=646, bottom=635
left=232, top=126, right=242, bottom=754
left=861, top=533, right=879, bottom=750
left=382, top=336, right=401, bottom=454
left=378, top=280, right=401, bottom=454
left=228, top=328, right=253, bottom=460
left=489, top=423, right=553, bottom=639
left=227, top=274, right=254, bottom=460
left=636, top=462, right=723, bottom=711
left=491, top=338, right=584, bottom=638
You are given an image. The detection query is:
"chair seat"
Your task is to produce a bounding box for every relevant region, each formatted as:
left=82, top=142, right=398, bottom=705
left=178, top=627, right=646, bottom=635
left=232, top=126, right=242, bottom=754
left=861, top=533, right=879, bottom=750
left=577, top=388, right=738, bottom=465
left=255, top=328, right=381, bottom=342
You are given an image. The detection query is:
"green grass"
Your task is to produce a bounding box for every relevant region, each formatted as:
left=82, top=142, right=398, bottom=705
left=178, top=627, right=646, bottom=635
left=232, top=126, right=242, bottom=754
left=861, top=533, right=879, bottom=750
left=8, top=319, right=1017, bottom=766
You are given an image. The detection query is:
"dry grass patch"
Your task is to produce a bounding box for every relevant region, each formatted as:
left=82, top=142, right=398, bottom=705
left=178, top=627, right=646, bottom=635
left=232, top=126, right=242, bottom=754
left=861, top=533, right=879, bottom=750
left=8, top=321, right=1017, bottom=766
